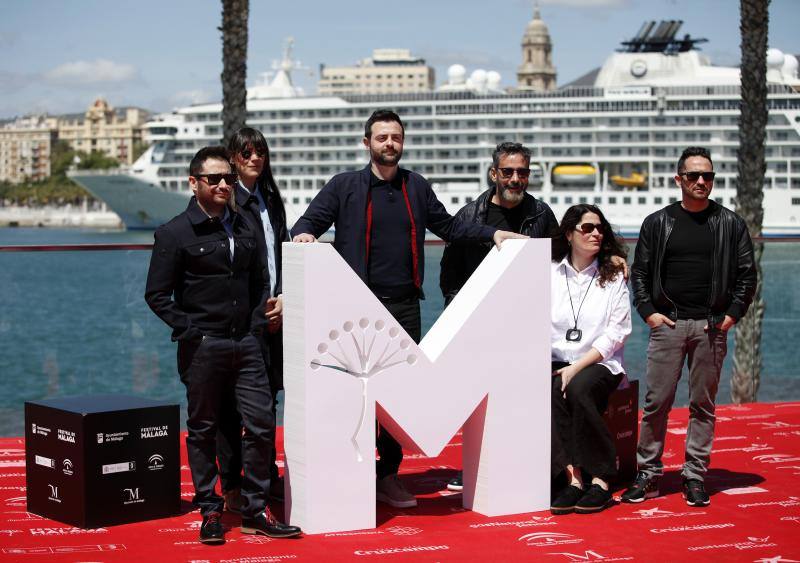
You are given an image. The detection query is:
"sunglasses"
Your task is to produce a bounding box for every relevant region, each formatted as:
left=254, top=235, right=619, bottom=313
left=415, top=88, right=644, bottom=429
left=575, top=222, right=604, bottom=235
left=240, top=148, right=267, bottom=160
left=679, top=171, right=716, bottom=182
left=496, top=167, right=531, bottom=179
left=195, top=173, right=238, bottom=186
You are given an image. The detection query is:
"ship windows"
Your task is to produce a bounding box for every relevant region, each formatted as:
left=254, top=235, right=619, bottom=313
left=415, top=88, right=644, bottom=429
left=638, top=197, right=647, bottom=205
left=594, top=197, right=602, bottom=205
left=451, top=197, right=459, bottom=204
left=579, top=197, right=588, bottom=204
left=623, top=197, right=632, bottom=205
left=608, top=197, right=617, bottom=204
left=550, top=196, right=559, bottom=204
left=564, top=197, right=573, bottom=204
left=292, top=197, right=300, bottom=204
left=792, top=198, right=800, bottom=205
left=655, top=197, right=663, bottom=205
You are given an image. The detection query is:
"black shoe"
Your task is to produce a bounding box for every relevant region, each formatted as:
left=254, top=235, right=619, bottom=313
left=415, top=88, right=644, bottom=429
left=620, top=472, right=660, bottom=504
left=550, top=485, right=584, bottom=515
left=241, top=510, right=302, bottom=538
left=199, top=512, right=225, bottom=544
left=446, top=472, right=463, bottom=492
left=270, top=476, right=285, bottom=502
left=683, top=479, right=710, bottom=507
left=575, top=484, right=613, bottom=514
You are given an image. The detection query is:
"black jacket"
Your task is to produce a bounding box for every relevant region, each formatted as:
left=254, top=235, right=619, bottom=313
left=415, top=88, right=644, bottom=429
left=234, top=182, right=290, bottom=389
left=144, top=198, right=269, bottom=342
left=234, top=182, right=290, bottom=296
left=440, top=189, right=558, bottom=304
left=631, top=201, right=757, bottom=326
left=291, top=165, right=497, bottom=289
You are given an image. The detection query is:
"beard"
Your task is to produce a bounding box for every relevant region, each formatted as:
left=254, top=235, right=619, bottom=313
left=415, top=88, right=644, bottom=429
left=497, top=183, right=525, bottom=205
left=371, top=147, right=403, bottom=167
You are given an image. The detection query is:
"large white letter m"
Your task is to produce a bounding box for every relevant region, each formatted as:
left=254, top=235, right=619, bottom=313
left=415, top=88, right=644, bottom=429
left=283, top=239, right=550, bottom=533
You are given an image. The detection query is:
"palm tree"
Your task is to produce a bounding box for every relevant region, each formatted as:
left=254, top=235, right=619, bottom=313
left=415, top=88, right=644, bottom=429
left=220, top=0, right=249, bottom=147
left=731, top=0, right=769, bottom=403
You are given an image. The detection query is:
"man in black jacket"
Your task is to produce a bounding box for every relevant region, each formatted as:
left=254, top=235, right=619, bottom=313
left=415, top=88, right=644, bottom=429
left=621, top=146, right=756, bottom=507
left=145, top=146, right=301, bottom=543
left=292, top=110, right=525, bottom=509
left=216, top=129, right=290, bottom=513
left=440, top=142, right=557, bottom=306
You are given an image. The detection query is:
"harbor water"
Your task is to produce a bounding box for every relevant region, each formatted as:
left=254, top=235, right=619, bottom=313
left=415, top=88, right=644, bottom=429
left=0, top=227, right=798, bottom=437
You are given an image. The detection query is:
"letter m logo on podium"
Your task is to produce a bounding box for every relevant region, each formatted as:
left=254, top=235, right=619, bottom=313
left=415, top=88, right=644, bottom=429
left=283, top=239, right=550, bottom=533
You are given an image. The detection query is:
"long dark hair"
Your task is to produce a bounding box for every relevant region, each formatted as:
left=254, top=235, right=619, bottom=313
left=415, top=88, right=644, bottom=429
left=551, top=204, right=627, bottom=287
left=228, top=127, right=286, bottom=221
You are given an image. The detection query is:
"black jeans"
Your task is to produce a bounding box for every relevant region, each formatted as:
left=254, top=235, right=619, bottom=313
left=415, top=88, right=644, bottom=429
left=551, top=361, right=622, bottom=482
left=217, top=331, right=282, bottom=492
left=178, top=334, right=274, bottom=518
left=375, top=294, right=421, bottom=480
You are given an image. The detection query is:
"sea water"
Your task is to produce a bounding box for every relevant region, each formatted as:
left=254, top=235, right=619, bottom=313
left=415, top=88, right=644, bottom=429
left=0, top=227, right=798, bottom=437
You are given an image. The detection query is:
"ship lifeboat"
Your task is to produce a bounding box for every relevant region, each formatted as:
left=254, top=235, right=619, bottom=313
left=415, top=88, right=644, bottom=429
left=552, top=164, right=596, bottom=186
left=610, top=172, right=648, bottom=188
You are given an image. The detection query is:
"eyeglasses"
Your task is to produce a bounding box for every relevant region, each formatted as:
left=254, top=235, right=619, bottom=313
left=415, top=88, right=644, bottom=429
left=240, top=148, right=266, bottom=160
left=679, top=171, right=716, bottom=182
left=495, top=167, right=531, bottom=179
left=195, top=173, right=238, bottom=186
left=575, top=222, right=603, bottom=235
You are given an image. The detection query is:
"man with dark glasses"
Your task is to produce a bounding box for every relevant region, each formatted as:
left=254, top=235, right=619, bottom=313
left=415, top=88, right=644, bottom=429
left=623, top=146, right=756, bottom=507
left=145, top=146, right=302, bottom=543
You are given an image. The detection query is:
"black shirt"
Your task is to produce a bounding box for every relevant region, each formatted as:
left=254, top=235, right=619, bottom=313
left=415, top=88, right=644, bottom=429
left=144, top=198, right=269, bottom=341
left=486, top=200, right=525, bottom=233
left=662, top=203, right=713, bottom=320
left=367, top=170, right=415, bottom=296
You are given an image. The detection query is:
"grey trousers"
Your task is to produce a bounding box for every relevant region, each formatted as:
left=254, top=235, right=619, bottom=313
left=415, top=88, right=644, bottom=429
left=637, top=319, right=728, bottom=482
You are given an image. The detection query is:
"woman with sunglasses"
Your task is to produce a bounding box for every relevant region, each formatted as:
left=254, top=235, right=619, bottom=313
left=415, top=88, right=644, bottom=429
left=549, top=204, right=631, bottom=515
left=216, top=128, right=291, bottom=513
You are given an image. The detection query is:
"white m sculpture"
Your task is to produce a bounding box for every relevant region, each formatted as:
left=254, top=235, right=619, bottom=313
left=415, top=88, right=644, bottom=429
left=283, top=239, right=550, bottom=533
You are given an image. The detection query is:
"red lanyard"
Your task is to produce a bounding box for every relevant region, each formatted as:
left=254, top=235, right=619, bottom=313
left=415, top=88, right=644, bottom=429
left=365, top=177, right=420, bottom=288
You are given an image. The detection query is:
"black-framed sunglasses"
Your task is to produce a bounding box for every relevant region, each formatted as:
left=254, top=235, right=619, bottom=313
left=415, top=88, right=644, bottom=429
left=195, top=173, right=238, bottom=186
left=575, top=222, right=603, bottom=235
left=679, top=171, right=716, bottom=182
left=240, top=148, right=267, bottom=160
left=495, top=167, right=531, bottom=179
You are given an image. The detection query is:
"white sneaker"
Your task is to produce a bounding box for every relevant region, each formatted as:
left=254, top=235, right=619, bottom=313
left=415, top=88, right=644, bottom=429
left=376, top=474, right=418, bottom=508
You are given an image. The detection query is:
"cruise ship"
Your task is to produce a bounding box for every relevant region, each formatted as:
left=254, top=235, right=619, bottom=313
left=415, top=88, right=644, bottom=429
left=70, top=21, right=800, bottom=235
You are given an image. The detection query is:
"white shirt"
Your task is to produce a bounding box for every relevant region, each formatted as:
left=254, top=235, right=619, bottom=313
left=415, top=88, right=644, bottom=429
left=550, top=257, right=632, bottom=375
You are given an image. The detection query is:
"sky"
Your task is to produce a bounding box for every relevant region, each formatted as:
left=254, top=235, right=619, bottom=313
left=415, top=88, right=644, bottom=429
left=1, top=0, right=798, bottom=119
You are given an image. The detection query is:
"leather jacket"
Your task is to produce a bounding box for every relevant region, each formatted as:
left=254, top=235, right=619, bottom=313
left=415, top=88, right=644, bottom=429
left=439, top=188, right=557, bottom=304
left=631, top=201, right=757, bottom=327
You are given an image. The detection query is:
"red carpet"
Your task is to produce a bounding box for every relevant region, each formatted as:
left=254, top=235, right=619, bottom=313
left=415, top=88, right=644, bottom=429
left=2, top=402, right=800, bottom=562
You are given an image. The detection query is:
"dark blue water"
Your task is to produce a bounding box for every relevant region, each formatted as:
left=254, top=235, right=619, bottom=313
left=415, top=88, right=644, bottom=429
left=1, top=228, right=798, bottom=436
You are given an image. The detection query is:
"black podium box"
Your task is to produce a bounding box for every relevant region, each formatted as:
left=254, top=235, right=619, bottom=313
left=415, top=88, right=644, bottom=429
left=604, top=379, right=640, bottom=485
left=25, top=395, right=180, bottom=528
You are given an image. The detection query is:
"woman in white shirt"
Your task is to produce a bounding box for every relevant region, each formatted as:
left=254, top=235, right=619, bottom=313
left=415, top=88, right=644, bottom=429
left=549, top=204, right=632, bottom=515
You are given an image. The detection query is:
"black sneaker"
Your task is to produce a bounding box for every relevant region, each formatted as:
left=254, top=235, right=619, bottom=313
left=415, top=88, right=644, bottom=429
left=550, top=485, right=584, bottom=515
left=620, top=472, right=660, bottom=503
left=575, top=484, right=613, bottom=514
left=199, top=512, right=225, bottom=544
left=683, top=479, right=710, bottom=507
left=446, top=472, right=463, bottom=492
left=241, top=510, right=302, bottom=538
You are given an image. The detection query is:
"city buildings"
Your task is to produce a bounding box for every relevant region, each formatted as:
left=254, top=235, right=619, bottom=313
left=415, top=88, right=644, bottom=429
left=516, top=5, right=557, bottom=92
left=57, top=99, right=148, bottom=166
left=317, top=49, right=435, bottom=95
left=0, top=98, right=148, bottom=184
left=0, top=115, right=58, bottom=184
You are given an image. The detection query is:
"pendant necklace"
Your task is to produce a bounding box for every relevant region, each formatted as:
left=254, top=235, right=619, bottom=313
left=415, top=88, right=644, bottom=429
left=564, top=263, right=596, bottom=342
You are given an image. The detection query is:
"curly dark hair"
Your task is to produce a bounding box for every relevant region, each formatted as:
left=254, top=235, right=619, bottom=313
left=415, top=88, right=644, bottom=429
left=551, top=204, right=627, bottom=287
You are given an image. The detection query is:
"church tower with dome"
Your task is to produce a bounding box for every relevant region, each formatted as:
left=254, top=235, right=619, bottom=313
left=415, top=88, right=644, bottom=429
left=517, top=4, right=557, bottom=91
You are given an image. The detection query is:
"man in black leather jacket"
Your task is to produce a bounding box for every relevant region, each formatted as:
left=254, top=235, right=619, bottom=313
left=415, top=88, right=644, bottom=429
left=621, top=146, right=757, bottom=508
left=440, top=142, right=558, bottom=306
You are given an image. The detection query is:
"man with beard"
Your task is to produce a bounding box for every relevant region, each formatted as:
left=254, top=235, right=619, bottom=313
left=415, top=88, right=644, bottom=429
left=292, top=109, right=525, bottom=508
left=440, top=142, right=557, bottom=306
left=438, top=141, right=556, bottom=492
